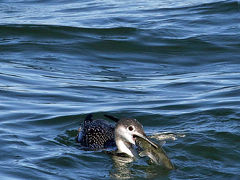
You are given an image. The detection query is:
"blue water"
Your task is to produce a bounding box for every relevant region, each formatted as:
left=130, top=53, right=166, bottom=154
left=0, top=0, right=240, bottom=179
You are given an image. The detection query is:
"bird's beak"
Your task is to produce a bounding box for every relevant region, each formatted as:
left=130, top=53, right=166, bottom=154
left=133, top=132, right=158, bottom=149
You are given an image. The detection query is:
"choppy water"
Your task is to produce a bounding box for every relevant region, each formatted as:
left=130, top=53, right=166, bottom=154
left=1, top=0, right=240, bottom=179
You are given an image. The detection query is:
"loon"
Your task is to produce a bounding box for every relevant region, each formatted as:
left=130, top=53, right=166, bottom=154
left=76, top=114, right=157, bottom=157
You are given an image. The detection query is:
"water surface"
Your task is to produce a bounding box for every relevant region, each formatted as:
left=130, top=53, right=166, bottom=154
left=0, top=0, right=240, bottom=179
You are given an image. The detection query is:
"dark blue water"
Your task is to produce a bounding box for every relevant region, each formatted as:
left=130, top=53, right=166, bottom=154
left=0, top=0, right=240, bottom=179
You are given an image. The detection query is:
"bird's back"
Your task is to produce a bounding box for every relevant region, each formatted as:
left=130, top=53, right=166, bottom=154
left=76, top=115, right=116, bottom=149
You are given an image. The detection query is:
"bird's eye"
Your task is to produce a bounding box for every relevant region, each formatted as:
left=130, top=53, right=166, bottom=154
left=128, top=126, right=134, bottom=131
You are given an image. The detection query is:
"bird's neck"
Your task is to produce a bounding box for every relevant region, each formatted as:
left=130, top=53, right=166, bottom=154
left=115, top=138, right=134, bottom=157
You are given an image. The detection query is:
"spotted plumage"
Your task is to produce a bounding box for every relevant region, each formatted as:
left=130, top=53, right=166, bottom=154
left=76, top=114, right=115, bottom=149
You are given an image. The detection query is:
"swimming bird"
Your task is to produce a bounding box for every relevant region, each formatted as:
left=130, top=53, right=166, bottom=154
left=76, top=114, right=157, bottom=157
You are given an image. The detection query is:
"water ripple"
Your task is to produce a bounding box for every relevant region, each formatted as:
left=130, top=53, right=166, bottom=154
left=1, top=0, right=240, bottom=179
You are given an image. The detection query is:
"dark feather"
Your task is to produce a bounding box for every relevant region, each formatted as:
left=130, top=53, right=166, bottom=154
left=104, top=114, right=120, bottom=122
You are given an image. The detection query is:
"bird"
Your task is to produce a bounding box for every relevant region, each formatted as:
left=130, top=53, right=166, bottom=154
left=76, top=114, right=157, bottom=157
